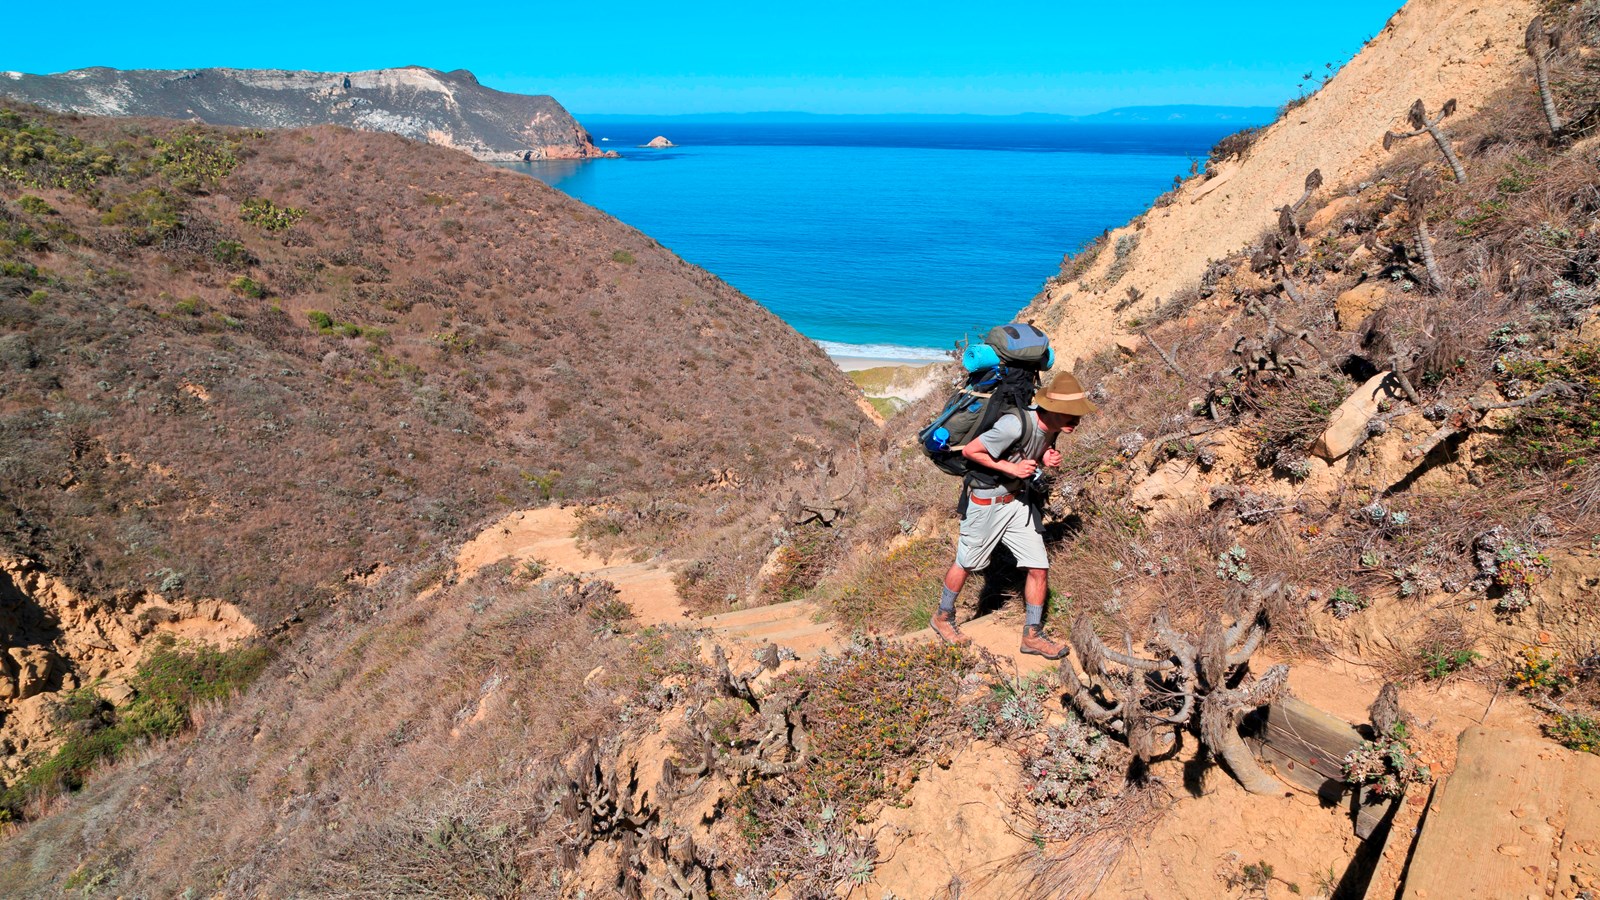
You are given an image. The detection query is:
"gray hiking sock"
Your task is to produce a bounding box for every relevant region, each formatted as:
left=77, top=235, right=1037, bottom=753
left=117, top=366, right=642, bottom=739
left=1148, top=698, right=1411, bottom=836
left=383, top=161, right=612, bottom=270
left=939, top=586, right=959, bottom=614
left=1025, top=602, right=1044, bottom=628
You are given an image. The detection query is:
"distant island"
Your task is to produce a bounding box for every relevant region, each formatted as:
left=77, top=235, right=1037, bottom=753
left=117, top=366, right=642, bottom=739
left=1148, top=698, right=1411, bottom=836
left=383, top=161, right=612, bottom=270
left=0, top=66, right=616, bottom=162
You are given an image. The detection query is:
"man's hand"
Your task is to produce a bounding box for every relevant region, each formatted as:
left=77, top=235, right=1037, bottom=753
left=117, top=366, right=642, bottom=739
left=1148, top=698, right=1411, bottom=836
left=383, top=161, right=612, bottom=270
left=1009, top=459, right=1039, bottom=479
left=1042, top=448, right=1062, bottom=468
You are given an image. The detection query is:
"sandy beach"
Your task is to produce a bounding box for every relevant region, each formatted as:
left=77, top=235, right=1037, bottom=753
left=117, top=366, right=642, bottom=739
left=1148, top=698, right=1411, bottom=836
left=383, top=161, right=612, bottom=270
left=829, top=355, right=946, bottom=373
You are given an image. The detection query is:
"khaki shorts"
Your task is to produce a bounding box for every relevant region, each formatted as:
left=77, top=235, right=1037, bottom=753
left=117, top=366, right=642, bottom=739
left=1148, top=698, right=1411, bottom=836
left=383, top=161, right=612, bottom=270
left=956, top=498, right=1048, bottom=571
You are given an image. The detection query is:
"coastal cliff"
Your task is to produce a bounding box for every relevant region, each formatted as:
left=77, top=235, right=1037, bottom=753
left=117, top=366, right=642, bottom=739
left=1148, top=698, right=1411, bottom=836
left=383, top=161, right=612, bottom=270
left=0, top=66, right=611, bottom=161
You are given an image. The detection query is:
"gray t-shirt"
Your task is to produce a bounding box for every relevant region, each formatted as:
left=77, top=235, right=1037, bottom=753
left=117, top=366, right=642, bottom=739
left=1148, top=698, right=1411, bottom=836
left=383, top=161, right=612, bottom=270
left=973, top=411, right=1042, bottom=497
left=977, top=412, right=1030, bottom=460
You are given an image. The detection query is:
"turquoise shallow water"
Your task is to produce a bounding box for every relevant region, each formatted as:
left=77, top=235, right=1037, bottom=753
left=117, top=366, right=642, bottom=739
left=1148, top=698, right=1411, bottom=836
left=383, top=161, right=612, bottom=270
left=505, top=121, right=1241, bottom=358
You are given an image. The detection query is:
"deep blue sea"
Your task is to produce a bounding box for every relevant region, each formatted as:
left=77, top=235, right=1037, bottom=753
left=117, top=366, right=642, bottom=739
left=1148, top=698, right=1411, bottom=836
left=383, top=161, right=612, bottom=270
left=505, top=121, right=1239, bottom=359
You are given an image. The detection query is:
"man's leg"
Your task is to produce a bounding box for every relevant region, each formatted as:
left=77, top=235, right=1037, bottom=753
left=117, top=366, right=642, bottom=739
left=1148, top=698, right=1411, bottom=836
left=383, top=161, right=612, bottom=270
left=935, top=506, right=999, bottom=650
left=932, top=560, right=973, bottom=647
left=1001, top=506, right=1069, bottom=660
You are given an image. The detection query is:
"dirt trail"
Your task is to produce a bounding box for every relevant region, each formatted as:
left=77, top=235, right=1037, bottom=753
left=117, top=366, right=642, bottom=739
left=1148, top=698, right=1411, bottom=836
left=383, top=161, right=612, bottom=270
left=455, top=506, right=1063, bottom=672
left=454, top=507, right=692, bottom=627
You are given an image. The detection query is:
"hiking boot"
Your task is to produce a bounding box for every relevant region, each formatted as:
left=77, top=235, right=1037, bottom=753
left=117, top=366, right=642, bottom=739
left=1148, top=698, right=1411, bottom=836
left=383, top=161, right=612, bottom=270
left=931, top=608, right=972, bottom=647
left=1019, top=624, right=1068, bottom=660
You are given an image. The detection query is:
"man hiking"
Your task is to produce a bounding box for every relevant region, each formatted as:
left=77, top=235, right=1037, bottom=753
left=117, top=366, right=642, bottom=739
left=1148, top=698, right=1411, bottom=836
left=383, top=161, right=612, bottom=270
left=931, top=371, right=1096, bottom=657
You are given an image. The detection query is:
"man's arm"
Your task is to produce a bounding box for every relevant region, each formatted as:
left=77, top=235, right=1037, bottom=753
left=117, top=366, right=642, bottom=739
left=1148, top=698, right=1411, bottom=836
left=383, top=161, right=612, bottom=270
left=962, top=434, right=1038, bottom=479
left=963, top=413, right=1037, bottom=479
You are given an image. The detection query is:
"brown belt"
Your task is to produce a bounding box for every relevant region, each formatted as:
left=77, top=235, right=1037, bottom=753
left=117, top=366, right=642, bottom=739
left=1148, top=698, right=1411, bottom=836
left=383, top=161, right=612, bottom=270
left=969, top=493, right=1015, bottom=506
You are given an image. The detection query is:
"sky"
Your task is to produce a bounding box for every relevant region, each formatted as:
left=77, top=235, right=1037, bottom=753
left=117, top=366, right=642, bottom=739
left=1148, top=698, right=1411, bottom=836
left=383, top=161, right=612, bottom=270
left=8, top=1, right=1408, bottom=115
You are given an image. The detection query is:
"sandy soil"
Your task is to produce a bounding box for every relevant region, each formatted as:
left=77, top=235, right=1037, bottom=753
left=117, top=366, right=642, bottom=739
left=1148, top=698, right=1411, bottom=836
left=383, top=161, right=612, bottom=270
left=1034, top=0, right=1540, bottom=370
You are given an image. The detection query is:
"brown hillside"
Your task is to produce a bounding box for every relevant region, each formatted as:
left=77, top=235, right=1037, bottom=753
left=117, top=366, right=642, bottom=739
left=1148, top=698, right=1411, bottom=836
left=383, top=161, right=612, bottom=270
left=0, top=103, right=869, bottom=629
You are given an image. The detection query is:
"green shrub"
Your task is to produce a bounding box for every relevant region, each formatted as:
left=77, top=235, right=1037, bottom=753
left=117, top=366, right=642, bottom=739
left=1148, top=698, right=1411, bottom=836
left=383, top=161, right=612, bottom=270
left=1509, top=646, right=1573, bottom=695
left=100, top=187, right=183, bottom=245
left=0, top=635, right=273, bottom=818
left=305, top=309, right=368, bottom=338
left=829, top=535, right=950, bottom=630
left=1421, top=646, right=1481, bottom=680
left=212, top=239, right=252, bottom=266
left=1023, top=713, right=1130, bottom=840
left=611, top=249, right=636, bottom=265
left=1328, top=585, right=1369, bottom=619
left=229, top=275, right=267, bottom=298
left=1343, top=722, right=1431, bottom=798
left=787, top=640, right=970, bottom=812
left=0, top=112, right=118, bottom=191
left=240, top=196, right=305, bottom=231
left=1546, top=711, right=1599, bottom=754
left=0, top=259, right=39, bottom=280
left=1491, top=344, right=1600, bottom=471
left=152, top=131, right=239, bottom=192
left=16, top=194, right=54, bottom=216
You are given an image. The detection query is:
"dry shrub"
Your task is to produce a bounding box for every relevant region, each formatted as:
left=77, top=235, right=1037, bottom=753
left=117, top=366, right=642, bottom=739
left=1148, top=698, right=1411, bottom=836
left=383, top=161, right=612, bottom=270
left=1059, top=232, right=1108, bottom=281
left=825, top=535, right=950, bottom=630
left=674, top=530, right=770, bottom=615
left=1050, top=503, right=1244, bottom=637
left=1206, top=126, right=1263, bottom=175
left=759, top=523, right=844, bottom=602
left=0, top=102, right=873, bottom=627
left=0, top=558, right=705, bottom=897
left=997, top=784, right=1170, bottom=900
left=302, top=797, right=520, bottom=899
left=1245, top=371, right=1354, bottom=468
left=733, top=639, right=974, bottom=898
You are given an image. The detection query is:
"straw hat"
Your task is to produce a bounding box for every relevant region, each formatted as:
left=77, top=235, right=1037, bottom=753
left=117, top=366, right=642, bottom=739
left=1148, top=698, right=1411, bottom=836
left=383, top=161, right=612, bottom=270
left=1034, top=372, right=1097, bottom=416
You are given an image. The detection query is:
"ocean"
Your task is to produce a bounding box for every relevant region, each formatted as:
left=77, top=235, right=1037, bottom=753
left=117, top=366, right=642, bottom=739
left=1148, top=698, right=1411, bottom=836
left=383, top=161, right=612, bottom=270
left=504, top=121, right=1246, bottom=360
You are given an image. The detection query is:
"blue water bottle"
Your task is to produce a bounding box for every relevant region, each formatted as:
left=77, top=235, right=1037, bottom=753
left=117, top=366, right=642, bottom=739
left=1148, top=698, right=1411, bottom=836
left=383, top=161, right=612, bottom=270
left=926, top=427, right=951, bottom=452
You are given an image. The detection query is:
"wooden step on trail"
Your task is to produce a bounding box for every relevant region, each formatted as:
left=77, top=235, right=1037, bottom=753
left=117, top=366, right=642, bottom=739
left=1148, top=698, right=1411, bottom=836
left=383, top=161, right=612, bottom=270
left=702, top=599, right=820, bottom=631
left=1398, top=725, right=1600, bottom=899
left=706, top=601, right=842, bottom=658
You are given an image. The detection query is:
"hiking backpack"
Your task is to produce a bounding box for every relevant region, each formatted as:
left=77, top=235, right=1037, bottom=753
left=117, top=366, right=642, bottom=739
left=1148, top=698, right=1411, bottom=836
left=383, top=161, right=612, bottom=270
left=917, top=323, right=1053, bottom=477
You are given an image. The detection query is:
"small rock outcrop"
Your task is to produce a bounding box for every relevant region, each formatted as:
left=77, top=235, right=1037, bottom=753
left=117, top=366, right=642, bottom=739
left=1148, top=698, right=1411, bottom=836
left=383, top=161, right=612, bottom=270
left=1311, top=372, right=1394, bottom=461
left=0, top=557, right=255, bottom=779
left=644, top=135, right=675, bottom=148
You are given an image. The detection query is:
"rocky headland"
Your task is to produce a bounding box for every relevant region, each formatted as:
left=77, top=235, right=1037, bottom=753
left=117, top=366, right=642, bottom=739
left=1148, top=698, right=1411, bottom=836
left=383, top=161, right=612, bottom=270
left=0, top=65, right=614, bottom=161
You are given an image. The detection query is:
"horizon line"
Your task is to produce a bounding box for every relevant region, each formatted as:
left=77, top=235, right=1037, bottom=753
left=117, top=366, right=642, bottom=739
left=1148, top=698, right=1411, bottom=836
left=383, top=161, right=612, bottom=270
left=576, top=105, right=1280, bottom=120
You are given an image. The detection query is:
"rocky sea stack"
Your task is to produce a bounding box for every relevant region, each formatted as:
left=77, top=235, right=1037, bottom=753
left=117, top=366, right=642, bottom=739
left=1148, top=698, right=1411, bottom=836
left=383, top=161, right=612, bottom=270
left=0, top=65, right=612, bottom=161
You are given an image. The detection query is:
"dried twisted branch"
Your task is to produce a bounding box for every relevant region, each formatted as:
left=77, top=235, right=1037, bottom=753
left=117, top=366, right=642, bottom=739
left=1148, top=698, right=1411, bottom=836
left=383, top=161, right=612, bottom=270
left=1404, top=381, right=1577, bottom=460
left=1385, top=99, right=1468, bottom=184
left=1059, top=579, right=1292, bottom=794
left=1401, top=171, right=1446, bottom=293
left=1525, top=16, right=1565, bottom=137
left=1138, top=326, right=1190, bottom=382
